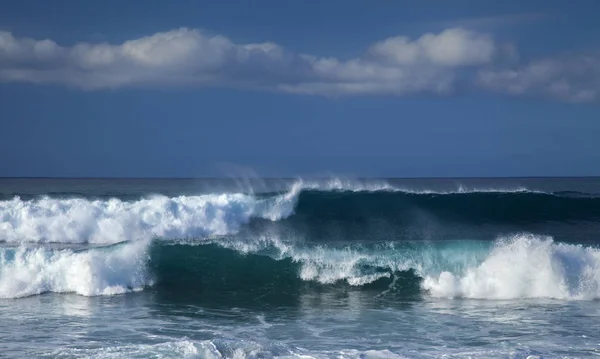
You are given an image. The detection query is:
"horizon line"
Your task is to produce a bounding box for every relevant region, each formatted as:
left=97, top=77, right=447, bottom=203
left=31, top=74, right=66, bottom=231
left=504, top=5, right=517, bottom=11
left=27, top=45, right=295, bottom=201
left=1, top=176, right=599, bottom=180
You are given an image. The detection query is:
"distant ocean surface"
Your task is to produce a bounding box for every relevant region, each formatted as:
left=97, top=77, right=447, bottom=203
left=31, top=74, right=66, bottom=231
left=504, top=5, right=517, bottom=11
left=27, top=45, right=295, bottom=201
left=1, top=177, right=600, bottom=358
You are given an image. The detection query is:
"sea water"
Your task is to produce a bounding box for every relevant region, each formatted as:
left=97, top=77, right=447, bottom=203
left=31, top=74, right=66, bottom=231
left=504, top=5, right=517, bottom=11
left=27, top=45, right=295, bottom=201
left=1, top=177, right=600, bottom=358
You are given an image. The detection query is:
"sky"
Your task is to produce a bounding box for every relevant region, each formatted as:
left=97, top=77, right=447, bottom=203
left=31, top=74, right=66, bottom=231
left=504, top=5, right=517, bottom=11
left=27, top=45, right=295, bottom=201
left=1, top=0, right=599, bottom=178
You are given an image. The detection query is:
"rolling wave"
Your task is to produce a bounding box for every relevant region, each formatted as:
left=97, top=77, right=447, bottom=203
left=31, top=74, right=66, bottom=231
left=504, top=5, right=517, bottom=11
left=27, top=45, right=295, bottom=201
left=0, top=240, right=150, bottom=298
left=1, top=179, right=599, bottom=245
left=0, top=188, right=298, bottom=244
left=2, top=234, right=600, bottom=300
left=154, top=234, right=600, bottom=300
left=1, top=179, right=599, bottom=300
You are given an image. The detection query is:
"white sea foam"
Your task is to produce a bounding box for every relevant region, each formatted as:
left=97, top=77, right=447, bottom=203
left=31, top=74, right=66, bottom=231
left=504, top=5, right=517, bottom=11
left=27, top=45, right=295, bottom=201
left=0, top=240, right=150, bottom=298
left=0, top=177, right=544, bottom=245
left=287, top=234, right=600, bottom=300
left=0, top=177, right=594, bottom=300
left=0, top=190, right=298, bottom=244
left=293, top=177, right=537, bottom=194
left=0, top=185, right=301, bottom=298
left=216, top=233, right=600, bottom=300
left=394, top=185, right=535, bottom=195
left=296, top=178, right=397, bottom=192
left=0, top=179, right=425, bottom=298
left=50, top=339, right=305, bottom=359
left=48, top=339, right=411, bottom=359
left=422, top=234, right=600, bottom=300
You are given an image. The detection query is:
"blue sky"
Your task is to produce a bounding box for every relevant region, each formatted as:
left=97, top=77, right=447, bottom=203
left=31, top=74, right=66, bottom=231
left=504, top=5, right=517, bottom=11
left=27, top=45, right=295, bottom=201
left=1, top=0, right=599, bottom=177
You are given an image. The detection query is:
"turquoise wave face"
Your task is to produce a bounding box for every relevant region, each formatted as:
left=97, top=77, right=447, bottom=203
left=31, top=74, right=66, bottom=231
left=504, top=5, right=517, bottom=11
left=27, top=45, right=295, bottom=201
left=3, top=234, right=600, bottom=302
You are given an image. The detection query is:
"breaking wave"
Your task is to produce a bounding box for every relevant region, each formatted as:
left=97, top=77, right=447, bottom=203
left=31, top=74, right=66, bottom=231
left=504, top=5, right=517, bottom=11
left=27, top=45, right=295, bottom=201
left=1, top=179, right=599, bottom=245
left=0, top=240, right=149, bottom=298
left=0, top=188, right=298, bottom=244
left=2, top=234, right=600, bottom=300
left=1, top=179, right=599, bottom=300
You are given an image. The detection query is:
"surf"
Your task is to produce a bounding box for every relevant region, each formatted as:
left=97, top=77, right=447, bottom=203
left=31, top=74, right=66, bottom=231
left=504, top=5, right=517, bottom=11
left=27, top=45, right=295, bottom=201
left=2, top=234, right=600, bottom=301
left=1, top=179, right=599, bottom=245
left=1, top=178, right=600, bottom=300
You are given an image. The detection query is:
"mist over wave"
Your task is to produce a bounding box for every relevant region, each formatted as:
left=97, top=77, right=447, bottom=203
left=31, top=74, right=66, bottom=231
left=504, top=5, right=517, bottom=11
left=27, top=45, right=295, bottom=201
left=422, top=234, right=600, bottom=300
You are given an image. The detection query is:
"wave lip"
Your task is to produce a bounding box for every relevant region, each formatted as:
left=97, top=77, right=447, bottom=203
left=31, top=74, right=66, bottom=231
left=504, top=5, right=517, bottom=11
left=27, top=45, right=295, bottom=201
left=291, top=177, right=541, bottom=194
left=296, top=178, right=398, bottom=192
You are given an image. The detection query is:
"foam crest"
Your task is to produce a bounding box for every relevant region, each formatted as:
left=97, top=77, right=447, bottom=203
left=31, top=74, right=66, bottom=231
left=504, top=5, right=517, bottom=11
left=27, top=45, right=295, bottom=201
left=294, top=178, right=397, bottom=192
left=295, top=247, right=392, bottom=286
left=212, top=235, right=398, bottom=285
left=0, top=191, right=297, bottom=244
left=423, top=234, right=600, bottom=300
left=291, top=177, right=536, bottom=194
left=0, top=240, right=151, bottom=298
left=212, top=234, right=600, bottom=300
left=395, top=185, right=535, bottom=195
left=287, top=241, right=488, bottom=287
left=216, top=236, right=451, bottom=286
left=452, top=184, right=532, bottom=194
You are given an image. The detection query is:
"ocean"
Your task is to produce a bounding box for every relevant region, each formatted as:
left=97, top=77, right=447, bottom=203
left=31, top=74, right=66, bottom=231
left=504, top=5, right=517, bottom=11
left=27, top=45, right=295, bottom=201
left=1, top=177, right=600, bottom=358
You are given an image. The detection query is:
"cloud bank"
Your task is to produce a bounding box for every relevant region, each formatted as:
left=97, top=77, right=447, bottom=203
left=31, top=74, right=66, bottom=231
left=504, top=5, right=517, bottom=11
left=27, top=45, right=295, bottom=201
left=478, top=52, right=600, bottom=103
left=0, top=27, right=597, bottom=102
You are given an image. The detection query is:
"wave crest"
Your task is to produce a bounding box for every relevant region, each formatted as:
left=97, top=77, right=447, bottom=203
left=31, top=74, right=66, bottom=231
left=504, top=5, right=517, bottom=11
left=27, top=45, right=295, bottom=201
left=161, top=234, right=600, bottom=300
left=0, top=191, right=297, bottom=244
left=0, top=240, right=150, bottom=298
left=423, top=234, right=600, bottom=300
left=2, top=234, right=600, bottom=300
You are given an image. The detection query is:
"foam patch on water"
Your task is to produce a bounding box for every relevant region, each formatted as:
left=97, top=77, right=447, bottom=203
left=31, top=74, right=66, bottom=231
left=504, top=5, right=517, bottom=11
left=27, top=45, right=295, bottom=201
left=50, top=339, right=309, bottom=359
left=48, top=339, right=411, bottom=359
left=0, top=240, right=150, bottom=298
left=423, top=234, right=600, bottom=300
left=0, top=190, right=298, bottom=244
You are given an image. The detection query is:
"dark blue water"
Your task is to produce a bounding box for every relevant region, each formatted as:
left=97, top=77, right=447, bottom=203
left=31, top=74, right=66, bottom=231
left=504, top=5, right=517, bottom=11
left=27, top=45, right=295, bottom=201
left=1, top=177, right=600, bottom=358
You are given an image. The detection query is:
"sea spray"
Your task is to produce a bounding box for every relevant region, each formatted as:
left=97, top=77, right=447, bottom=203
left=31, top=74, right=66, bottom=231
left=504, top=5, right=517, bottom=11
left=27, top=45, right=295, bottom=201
left=422, top=234, right=600, bottom=300
left=0, top=190, right=298, bottom=244
left=0, top=240, right=151, bottom=298
left=1, top=179, right=600, bottom=300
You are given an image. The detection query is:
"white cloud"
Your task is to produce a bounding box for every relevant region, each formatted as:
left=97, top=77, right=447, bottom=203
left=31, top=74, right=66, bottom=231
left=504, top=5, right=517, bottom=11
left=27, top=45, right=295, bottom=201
left=1, top=27, right=598, bottom=103
left=478, top=52, right=600, bottom=103
left=368, top=28, right=495, bottom=66
left=0, top=27, right=493, bottom=95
